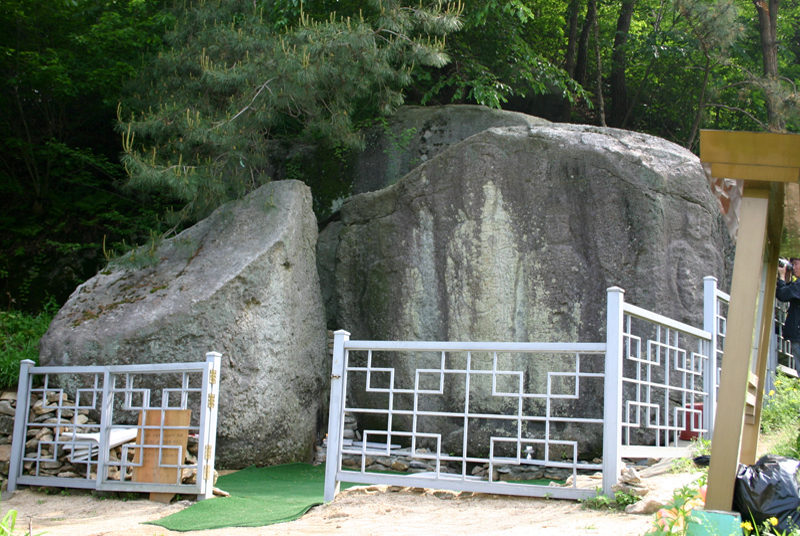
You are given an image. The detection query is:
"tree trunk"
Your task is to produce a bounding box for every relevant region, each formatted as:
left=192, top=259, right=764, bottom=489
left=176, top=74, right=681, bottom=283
left=754, top=0, right=784, bottom=130
left=609, top=0, right=636, bottom=127
left=621, top=0, right=667, bottom=129
left=561, top=0, right=583, bottom=121
left=564, top=0, right=582, bottom=77
left=594, top=15, right=606, bottom=127
left=574, top=0, right=597, bottom=87
left=686, top=55, right=712, bottom=150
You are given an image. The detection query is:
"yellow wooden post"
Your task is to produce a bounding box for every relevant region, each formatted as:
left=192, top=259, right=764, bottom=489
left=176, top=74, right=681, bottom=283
left=740, top=239, right=780, bottom=465
left=705, top=188, right=770, bottom=511
left=700, top=130, right=800, bottom=512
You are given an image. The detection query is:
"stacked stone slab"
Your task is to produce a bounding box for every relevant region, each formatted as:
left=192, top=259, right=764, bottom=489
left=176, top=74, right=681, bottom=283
left=0, top=390, right=205, bottom=488
left=39, top=181, right=328, bottom=469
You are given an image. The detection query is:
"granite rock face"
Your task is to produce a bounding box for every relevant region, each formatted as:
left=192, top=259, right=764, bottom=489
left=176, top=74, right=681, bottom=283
left=351, top=105, right=550, bottom=195
left=321, top=123, right=734, bottom=455
left=317, top=105, right=551, bottom=327
left=40, top=181, right=328, bottom=468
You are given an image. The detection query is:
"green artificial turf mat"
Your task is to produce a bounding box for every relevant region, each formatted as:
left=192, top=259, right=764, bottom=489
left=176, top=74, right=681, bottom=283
left=149, top=462, right=566, bottom=531
left=148, top=463, right=356, bottom=531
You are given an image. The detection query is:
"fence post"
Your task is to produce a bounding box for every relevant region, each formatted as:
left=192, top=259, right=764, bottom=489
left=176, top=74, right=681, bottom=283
left=603, top=288, right=624, bottom=497
left=703, top=276, right=718, bottom=440
left=200, top=351, right=221, bottom=500
left=324, top=330, right=349, bottom=502
left=8, top=359, right=35, bottom=492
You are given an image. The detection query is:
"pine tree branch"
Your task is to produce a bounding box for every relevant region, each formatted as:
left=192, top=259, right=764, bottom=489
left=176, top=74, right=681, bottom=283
left=213, top=77, right=277, bottom=129
left=706, top=103, right=768, bottom=129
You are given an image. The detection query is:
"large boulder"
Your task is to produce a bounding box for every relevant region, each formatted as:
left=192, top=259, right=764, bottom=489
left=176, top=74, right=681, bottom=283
left=320, top=123, right=733, bottom=455
left=40, top=180, right=328, bottom=468
left=351, top=105, right=550, bottom=195
left=317, top=105, right=551, bottom=326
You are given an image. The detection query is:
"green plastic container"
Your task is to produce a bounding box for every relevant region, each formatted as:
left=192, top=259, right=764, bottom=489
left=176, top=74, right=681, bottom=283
left=686, top=510, right=743, bottom=536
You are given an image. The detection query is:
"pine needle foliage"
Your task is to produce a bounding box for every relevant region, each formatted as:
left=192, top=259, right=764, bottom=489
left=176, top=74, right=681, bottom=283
left=119, top=0, right=462, bottom=223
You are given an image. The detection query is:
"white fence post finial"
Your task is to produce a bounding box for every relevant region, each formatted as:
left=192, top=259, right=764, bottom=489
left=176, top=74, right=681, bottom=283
left=603, top=287, right=625, bottom=497
left=703, top=276, right=719, bottom=440
left=324, top=329, right=350, bottom=502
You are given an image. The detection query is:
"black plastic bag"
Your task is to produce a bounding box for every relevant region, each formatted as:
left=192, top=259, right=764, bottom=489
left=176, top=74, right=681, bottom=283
left=733, top=455, right=800, bottom=532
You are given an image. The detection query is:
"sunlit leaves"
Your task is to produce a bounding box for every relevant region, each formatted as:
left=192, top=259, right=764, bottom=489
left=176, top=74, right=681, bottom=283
left=119, top=0, right=462, bottom=221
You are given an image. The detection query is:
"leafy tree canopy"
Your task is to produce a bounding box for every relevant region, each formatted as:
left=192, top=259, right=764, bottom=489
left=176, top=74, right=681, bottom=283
left=2, top=0, right=799, bottom=313
left=119, top=0, right=462, bottom=224
left=414, top=0, right=588, bottom=109
left=0, top=0, right=172, bottom=310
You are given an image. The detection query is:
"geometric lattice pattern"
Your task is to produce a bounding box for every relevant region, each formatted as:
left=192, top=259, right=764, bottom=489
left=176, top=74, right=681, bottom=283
left=326, top=280, right=728, bottom=502
left=621, top=315, right=711, bottom=448
left=9, top=356, right=220, bottom=499
left=713, top=288, right=729, bottom=394
left=22, top=372, right=106, bottom=481
left=332, top=341, right=606, bottom=501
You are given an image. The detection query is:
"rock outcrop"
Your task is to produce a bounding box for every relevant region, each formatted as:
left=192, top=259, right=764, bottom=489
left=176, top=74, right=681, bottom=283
left=40, top=181, right=328, bottom=468
left=319, top=123, right=734, bottom=455
left=351, top=105, right=550, bottom=195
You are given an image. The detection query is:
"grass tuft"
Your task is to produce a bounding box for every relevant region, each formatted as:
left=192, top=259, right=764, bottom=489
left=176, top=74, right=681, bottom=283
left=0, top=299, right=58, bottom=389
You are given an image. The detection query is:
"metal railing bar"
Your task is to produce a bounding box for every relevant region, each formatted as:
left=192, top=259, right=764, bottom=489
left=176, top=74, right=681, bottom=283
left=344, top=341, right=607, bottom=352
left=343, top=407, right=605, bottom=424
left=350, top=388, right=601, bottom=397
left=623, top=305, right=712, bottom=340
left=347, top=367, right=604, bottom=378
left=27, top=366, right=108, bottom=374
left=621, top=379, right=708, bottom=396
left=27, top=363, right=207, bottom=374
left=105, top=363, right=208, bottom=372
left=335, top=471, right=597, bottom=500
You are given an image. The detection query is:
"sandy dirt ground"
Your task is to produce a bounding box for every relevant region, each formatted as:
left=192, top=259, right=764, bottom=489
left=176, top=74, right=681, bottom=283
left=1, top=471, right=702, bottom=536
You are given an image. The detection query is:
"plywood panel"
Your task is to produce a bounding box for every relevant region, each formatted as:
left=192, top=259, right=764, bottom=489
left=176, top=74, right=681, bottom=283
left=132, top=409, right=191, bottom=503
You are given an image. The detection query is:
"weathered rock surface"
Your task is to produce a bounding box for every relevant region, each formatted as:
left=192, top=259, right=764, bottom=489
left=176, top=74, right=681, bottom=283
left=40, top=180, right=328, bottom=468
left=318, top=105, right=551, bottom=327
left=351, top=105, right=550, bottom=195
left=320, top=123, right=733, bottom=455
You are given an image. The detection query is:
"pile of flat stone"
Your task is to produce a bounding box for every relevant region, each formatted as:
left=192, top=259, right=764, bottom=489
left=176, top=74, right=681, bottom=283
left=0, top=388, right=202, bottom=491
left=312, top=415, right=577, bottom=482
left=20, top=391, right=97, bottom=478
left=0, top=390, right=17, bottom=487
left=317, top=441, right=577, bottom=481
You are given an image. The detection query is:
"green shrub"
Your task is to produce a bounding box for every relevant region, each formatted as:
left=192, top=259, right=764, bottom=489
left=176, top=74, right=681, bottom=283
left=760, top=374, right=800, bottom=458
left=761, top=375, right=800, bottom=434
left=581, top=488, right=641, bottom=511
left=0, top=299, right=57, bottom=389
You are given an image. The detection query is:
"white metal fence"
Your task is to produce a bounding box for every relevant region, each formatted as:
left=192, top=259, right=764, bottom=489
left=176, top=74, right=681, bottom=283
left=324, top=337, right=606, bottom=501
left=604, top=284, right=724, bottom=487
left=704, top=275, right=730, bottom=439
left=326, top=278, right=729, bottom=500
left=7, top=353, right=221, bottom=500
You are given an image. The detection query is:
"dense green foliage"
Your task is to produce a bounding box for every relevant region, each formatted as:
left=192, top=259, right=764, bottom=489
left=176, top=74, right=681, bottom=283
left=0, top=0, right=177, bottom=311
left=118, top=0, right=461, bottom=223
left=761, top=374, right=800, bottom=433
left=0, top=0, right=798, bottom=323
left=413, top=0, right=588, bottom=109
left=0, top=299, right=56, bottom=388
left=761, top=374, right=800, bottom=458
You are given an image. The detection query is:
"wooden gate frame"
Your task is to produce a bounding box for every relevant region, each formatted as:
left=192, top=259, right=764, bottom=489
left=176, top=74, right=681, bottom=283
left=700, top=130, right=800, bottom=511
